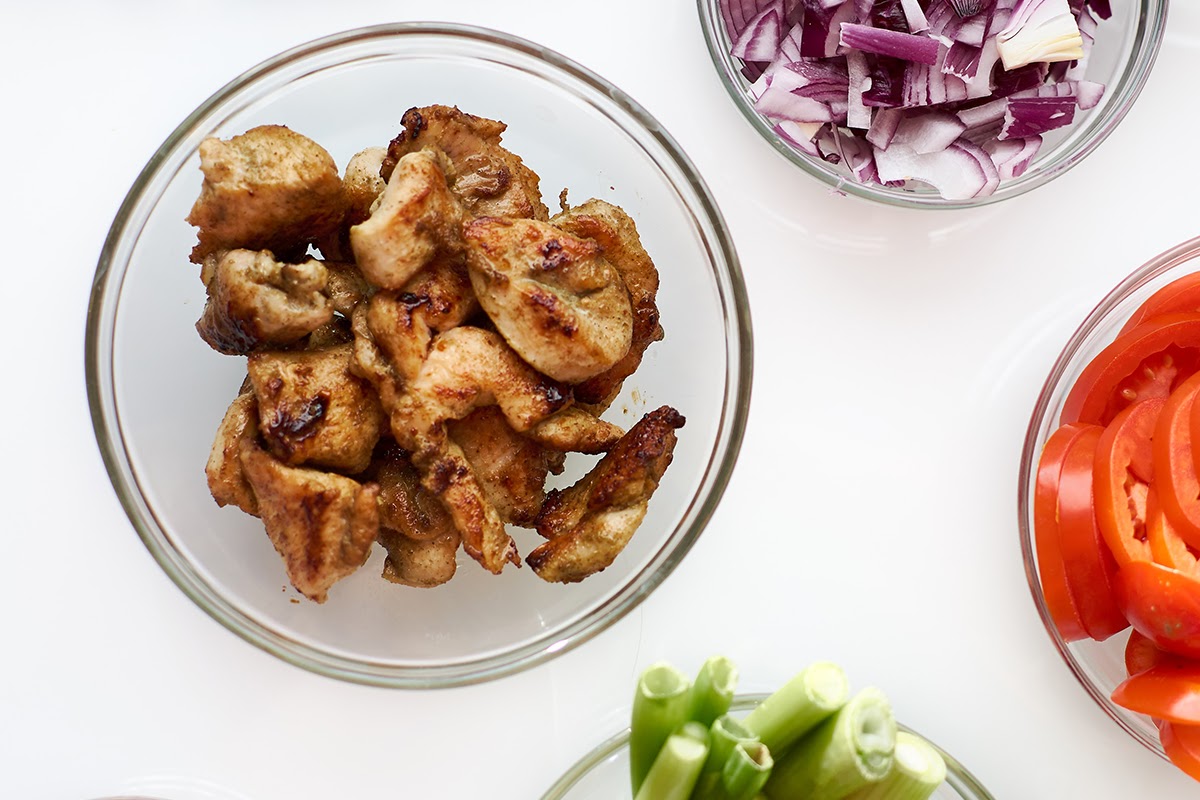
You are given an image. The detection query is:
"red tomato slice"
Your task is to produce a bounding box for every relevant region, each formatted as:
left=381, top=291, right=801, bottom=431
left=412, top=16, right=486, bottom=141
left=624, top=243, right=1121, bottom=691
left=1159, top=722, right=1200, bottom=782
left=1060, top=313, right=1200, bottom=426
left=1112, top=664, right=1200, bottom=724
left=1126, top=629, right=1197, bottom=676
left=1094, top=398, right=1163, bottom=565
left=1116, top=560, right=1200, bottom=660
left=1148, top=489, right=1200, bottom=576
left=1055, top=425, right=1127, bottom=640
left=1120, top=273, right=1200, bottom=335
left=1153, top=370, right=1200, bottom=549
left=1034, top=423, right=1091, bottom=641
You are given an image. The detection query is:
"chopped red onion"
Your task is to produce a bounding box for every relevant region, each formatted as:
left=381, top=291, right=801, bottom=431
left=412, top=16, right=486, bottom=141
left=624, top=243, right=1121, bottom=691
left=732, top=5, right=786, bottom=61
left=998, top=95, right=1076, bottom=139
left=839, top=22, right=941, bottom=65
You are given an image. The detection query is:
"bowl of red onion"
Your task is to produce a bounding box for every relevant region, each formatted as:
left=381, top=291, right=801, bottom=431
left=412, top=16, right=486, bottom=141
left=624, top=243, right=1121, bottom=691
left=699, top=0, right=1167, bottom=207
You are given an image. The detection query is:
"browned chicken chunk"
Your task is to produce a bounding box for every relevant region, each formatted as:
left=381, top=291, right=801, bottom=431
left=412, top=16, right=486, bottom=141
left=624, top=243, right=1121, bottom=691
left=239, top=439, right=379, bottom=603
left=463, top=216, right=633, bottom=383
left=315, top=146, right=389, bottom=262
left=321, top=261, right=372, bottom=317
left=526, top=406, right=624, bottom=455
left=186, top=125, right=345, bottom=262
left=553, top=199, right=664, bottom=409
left=247, top=343, right=384, bottom=475
left=205, top=389, right=260, bottom=515
left=384, top=105, right=549, bottom=221
left=527, top=406, right=685, bottom=583
left=196, top=249, right=333, bottom=355
left=449, top=406, right=561, bottom=527
left=379, top=527, right=460, bottom=588
left=350, top=149, right=466, bottom=290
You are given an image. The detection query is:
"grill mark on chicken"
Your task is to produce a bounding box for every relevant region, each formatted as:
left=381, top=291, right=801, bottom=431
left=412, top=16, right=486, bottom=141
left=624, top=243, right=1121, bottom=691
left=264, top=391, right=329, bottom=452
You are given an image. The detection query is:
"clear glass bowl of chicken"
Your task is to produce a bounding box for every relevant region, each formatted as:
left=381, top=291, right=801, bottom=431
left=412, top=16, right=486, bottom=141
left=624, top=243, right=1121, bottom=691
left=86, top=23, right=753, bottom=688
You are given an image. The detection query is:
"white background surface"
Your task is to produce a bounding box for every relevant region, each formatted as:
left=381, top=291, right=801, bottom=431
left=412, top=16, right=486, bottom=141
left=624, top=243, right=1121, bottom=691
left=3, top=1, right=1199, bottom=798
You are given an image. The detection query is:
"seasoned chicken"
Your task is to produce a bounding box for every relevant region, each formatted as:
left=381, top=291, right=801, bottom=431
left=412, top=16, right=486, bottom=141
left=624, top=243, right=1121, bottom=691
left=553, top=199, right=664, bottom=409
left=379, top=527, right=459, bottom=588
left=449, top=406, right=562, bottom=527
left=349, top=149, right=466, bottom=290
left=321, top=261, right=372, bottom=317
left=526, top=406, right=624, bottom=455
left=316, top=146, right=389, bottom=262
left=463, top=216, right=633, bottom=383
left=196, top=249, right=333, bottom=355
left=247, top=343, right=384, bottom=475
left=186, top=125, right=345, bottom=263
left=303, top=316, right=354, bottom=350
left=527, top=406, right=685, bottom=583
left=205, top=388, right=259, bottom=515
left=239, top=439, right=379, bottom=603
left=383, top=105, right=549, bottom=221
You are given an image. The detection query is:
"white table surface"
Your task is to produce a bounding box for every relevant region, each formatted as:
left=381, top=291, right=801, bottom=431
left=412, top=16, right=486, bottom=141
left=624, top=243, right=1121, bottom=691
left=4, top=2, right=1199, bottom=798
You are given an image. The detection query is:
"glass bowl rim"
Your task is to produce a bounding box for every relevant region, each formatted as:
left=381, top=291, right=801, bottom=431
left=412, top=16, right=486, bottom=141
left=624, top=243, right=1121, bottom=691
left=540, top=692, right=997, bottom=799
left=85, top=21, right=755, bottom=689
left=1017, top=234, right=1200, bottom=760
left=695, top=0, right=1170, bottom=210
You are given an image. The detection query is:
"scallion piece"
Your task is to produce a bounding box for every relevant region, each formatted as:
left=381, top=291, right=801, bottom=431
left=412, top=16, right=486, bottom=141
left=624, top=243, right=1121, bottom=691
left=692, top=715, right=759, bottom=800
left=690, top=655, right=740, bottom=727
left=846, top=731, right=947, bottom=800
left=633, top=723, right=710, bottom=800
left=630, top=662, right=693, bottom=795
left=763, top=687, right=897, bottom=800
left=741, top=661, right=850, bottom=755
left=716, top=740, right=774, bottom=800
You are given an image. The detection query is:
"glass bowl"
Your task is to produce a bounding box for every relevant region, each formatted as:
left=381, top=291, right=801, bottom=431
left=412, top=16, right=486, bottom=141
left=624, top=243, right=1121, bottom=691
left=697, top=0, right=1168, bottom=209
left=1019, top=235, right=1200, bottom=761
left=541, top=693, right=996, bottom=799
left=86, top=23, right=752, bottom=688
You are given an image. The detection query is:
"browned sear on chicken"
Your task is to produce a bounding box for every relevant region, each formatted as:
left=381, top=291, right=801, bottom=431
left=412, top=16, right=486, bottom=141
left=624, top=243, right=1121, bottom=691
left=191, top=109, right=682, bottom=602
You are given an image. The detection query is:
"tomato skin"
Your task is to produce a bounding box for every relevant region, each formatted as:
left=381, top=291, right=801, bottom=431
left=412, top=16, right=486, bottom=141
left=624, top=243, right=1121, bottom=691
left=1159, top=722, right=1200, bottom=782
left=1055, top=425, right=1127, bottom=640
left=1094, top=398, right=1163, bottom=566
left=1116, top=560, right=1200, bottom=660
left=1126, top=629, right=1197, bottom=675
left=1112, top=664, right=1200, bottom=723
left=1153, top=371, right=1200, bottom=549
left=1034, top=424, right=1091, bottom=641
left=1060, top=313, right=1200, bottom=426
left=1121, top=273, right=1200, bottom=334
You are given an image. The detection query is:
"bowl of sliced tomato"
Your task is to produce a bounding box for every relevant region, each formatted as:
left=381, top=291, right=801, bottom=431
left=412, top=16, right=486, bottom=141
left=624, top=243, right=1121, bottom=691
left=1020, top=234, right=1200, bottom=782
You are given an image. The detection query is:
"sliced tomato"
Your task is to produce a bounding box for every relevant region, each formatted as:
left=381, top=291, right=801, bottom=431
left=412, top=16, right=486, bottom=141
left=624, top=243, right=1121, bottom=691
left=1094, top=398, right=1163, bottom=565
left=1153, top=370, right=1200, bottom=549
left=1034, top=423, right=1091, bottom=641
left=1060, top=313, right=1200, bottom=426
left=1116, top=560, right=1200, bottom=660
left=1148, top=489, right=1200, bottom=576
left=1112, top=664, right=1200, bottom=724
left=1159, top=722, right=1200, bottom=782
left=1055, top=425, right=1127, bottom=640
left=1121, top=273, right=1200, bottom=334
left=1126, top=629, right=1198, bottom=675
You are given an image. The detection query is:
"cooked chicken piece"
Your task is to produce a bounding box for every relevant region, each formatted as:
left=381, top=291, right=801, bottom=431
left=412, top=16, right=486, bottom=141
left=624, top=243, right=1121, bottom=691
left=527, top=406, right=685, bottom=583
left=349, top=149, right=466, bottom=290
left=247, top=343, right=384, bottom=475
left=186, top=125, right=345, bottom=263
left=205, top=388, right=259, bottom=515
left=527, top=406, right=624, bottom=455
left=463, top=216, right=633, bottom=383
left=321, top=261, right=372, bottom=317
left=196, top=249, right=333, bottom=355
left=379, top=527, right=459, bottom=588
left=365, top=257, right=478, bottom=384
left=349, top=303, right=405, bottom=415
left=370, top=442, right=458, bottom=541
left=239, top=439, right=379, bottom=603
left=553, top=199, right=664, bottom=409
left=304, top=316, right=354, bottom=349
left=449, top=406, right=561, bottom=527
left=383, top=105, right=549, bottom=221
left=316, top=146, right=389, bottom=262
left=386, top=325, right=571, bottom=573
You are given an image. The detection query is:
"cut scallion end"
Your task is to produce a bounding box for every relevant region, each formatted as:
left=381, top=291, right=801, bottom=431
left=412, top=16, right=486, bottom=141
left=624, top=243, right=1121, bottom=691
left=630, top=662, right=693, bottom=795
left=764, top=687, right=897, bottom=800
left=718, top=740, right=774, bottom=800
left=741, top=661, right=850, bottom=755
left=693, top=715, right=759, bottom=800
left=690, top=655, right=740, bottom=727
left=846, top=731, right=947, bottom=800
left=633, top=727, right=710, bottom=800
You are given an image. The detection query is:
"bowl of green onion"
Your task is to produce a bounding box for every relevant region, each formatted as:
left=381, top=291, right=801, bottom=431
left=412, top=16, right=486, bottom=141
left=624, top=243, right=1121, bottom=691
left=541, top=658, right=995, bottom=800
